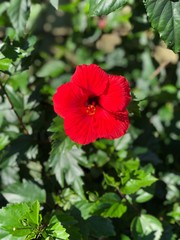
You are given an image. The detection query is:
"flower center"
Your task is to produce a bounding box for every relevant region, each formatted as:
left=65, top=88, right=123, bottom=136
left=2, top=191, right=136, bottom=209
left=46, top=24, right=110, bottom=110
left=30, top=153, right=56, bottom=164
left=86, top=103, right=96, bottom=115
left=86, top=96, right=99, bottom=116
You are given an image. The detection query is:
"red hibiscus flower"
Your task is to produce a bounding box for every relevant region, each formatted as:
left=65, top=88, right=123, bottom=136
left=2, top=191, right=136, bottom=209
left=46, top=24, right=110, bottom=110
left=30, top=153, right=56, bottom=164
left=53, top=64, right=131, bottom=145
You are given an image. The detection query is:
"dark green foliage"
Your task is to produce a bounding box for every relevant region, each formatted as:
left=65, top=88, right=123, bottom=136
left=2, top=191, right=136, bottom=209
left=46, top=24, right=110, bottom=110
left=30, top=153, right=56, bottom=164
left=144, top=0, right=180, bottom=52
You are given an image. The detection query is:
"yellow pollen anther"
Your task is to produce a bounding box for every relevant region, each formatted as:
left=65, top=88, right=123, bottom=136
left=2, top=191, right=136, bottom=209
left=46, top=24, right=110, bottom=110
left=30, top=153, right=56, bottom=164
left=86, top=104, right=96, bottom=115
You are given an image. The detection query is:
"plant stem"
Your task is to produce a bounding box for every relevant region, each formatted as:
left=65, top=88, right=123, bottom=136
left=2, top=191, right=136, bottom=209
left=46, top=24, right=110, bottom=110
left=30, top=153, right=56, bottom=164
left=116, top=187, right=140, bottom=215
left=0, top=81, right=29, bottom=135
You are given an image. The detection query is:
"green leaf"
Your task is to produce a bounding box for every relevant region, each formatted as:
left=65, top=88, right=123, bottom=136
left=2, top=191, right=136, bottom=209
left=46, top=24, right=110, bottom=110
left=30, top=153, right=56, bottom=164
left=0, top=134, right=9, bottom=151
left=103, top=172, right=120, bottom=189
left=56, top=188, right=81, bottom=211
left=86, top=216, right=115, bottom=238
left=144, top=0, right=180, bottom=52
left=48, top=136, right=87, bottom=196
left=120, top=172, right=157, bottom=194
left=52, top=211, right=83, bottom=240
left=114, top=133, right=131, bottom=151
left=2, top=179, right=46, bottom=203
left=89, top=0, right=127, bottom=16
left=95, top=193, right=127, bottom=218
left=45, top=215, right=69, bottom=240
left=36, top=60, right=65, bottom=78
left=8, top=71, right=29, bottom=91
left=75, top=200, right=93, bottom=220
left=131, top=214, right=163, bottom=240
left=0, top=58, right=12, bottom=71
left=161, top=173, right=180, bottom=204
left=7, top=0, right=30, bottom=36
left=101, top=202, right=127, bottom=218
left=25, top=201, right=41, bottom=226
left=167, top=203, right=180, bottom=223
left=116, top=159, right=157, bottom=194
left=135, top=188, right=154, bottom=203
left=0, top=201, right=41, bottom=238
left=120, top=234, right=131, bottom=240
left=48, top=116, right=66, bottom=141
left=0, top=2, right=10, bottom=15
left=76, top=193, right=127, bottom=219
left=49, top=0, right=59, bottom=10
left=5, top=85, right=24, bottom=117
left=0, top=230, right=24, bottom=240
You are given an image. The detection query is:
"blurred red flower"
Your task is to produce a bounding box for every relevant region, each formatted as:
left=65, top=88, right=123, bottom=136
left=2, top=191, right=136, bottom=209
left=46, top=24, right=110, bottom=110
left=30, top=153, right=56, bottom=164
left=53, top=64, right=131, bottom=144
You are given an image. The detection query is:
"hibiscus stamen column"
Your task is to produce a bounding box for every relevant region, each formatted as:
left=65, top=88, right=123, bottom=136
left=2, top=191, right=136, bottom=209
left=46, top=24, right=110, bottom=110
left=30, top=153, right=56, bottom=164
left=86, top=102, right=96, bottom=116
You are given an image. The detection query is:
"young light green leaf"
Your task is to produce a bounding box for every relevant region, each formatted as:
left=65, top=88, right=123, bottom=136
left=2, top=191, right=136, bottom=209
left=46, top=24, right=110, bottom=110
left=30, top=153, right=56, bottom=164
left=120, top=234, right=131, bottom=240
left=101, top=202, right=127, bottom=218
left=25, top=201, right=41, bottom=226
left=2, top=179, right=46, bottom=203
left=0, top=201, right=41, bottom=238
left=0, top=231, right=24, bottom=240
left=103, top=172, right=120, bottom=189
left=135, top=188, right=154, bottom=203
left=131, top=214, right=163, bottom=240
left=89, top=0, right=127, bottom=16
left=120, top=172, right=157, bottom=194
left=0, top=58, right=12, bottom=71
left=7, top=0, right=30, bottom=36
left=117, top=159, right=157, bottom=194
left=45, top=215, right=69, bottom=240
left=144, top=0, right=180, bottom=52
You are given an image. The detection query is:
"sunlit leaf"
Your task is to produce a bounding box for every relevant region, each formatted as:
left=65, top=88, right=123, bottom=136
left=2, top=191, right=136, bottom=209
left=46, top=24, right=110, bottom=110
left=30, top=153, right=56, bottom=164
left=120, top=172, right=157, bottom=194
left=167, top=203, right=180, bottom=223
left=144, top=0, right=180, bottom=52
left=101, top=202, right=127, bottom=218
left=45, top=215, right=69, bottom=240
left=89, top=0, right=128, bottom=16
left=0, top=201, right=41, bottom=238
left=2, top=179, right=46, bottom=203
left=7, top=0, right=30, bottom=36
left=135, top=188, right=154, bottom=203
left=0, top=58, right=12, bottom=72
left=0, top=1, right=10, bottom=15
left=48, top=137, right=87, bottom=196
left=131, top=214, right=163, bottom=240
left=49, top=0, right=59, bottom=10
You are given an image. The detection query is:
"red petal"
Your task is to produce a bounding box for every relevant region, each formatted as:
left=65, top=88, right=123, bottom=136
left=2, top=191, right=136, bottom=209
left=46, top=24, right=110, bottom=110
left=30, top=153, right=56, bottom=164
left=64, top=111, right=98, bottom=145
left=95, top=108, right=130, bottom=139
left=71, top=64, right=108, bottom=96
left=53, top=82, right=87, bottom=118
left=99, top=75, right=131, bottom=112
